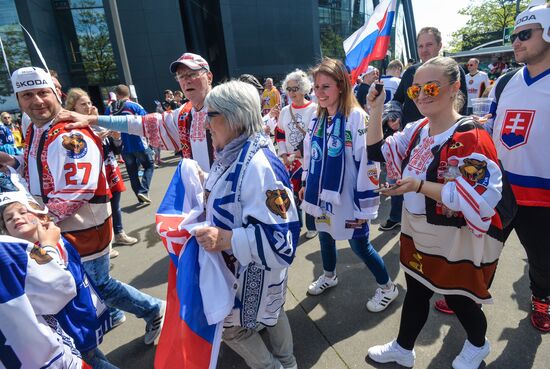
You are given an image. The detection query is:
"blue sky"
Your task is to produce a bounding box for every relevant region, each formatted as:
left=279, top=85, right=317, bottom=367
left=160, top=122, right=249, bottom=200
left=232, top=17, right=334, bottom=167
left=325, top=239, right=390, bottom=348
left=412, top=0, right=470, bottom=47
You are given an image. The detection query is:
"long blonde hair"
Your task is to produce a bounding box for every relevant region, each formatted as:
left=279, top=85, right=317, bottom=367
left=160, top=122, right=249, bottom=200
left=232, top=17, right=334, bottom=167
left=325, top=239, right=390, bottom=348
left=65, top=88, right=90, bottom=112
left=310, top=57, right=360, bottom=117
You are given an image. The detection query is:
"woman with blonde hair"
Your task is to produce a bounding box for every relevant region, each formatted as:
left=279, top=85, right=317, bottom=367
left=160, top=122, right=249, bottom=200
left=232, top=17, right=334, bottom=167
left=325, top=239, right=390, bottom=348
left=299, top=58, right=398, bottom=312
left=366, top=56, right=509, bottom=369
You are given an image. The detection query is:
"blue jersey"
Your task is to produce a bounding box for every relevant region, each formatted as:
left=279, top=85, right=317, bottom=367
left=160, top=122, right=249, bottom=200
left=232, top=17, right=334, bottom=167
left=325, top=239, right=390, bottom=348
left=55, top=237, right=112, bottom=352
left=0, top=235, right=84, bottom=369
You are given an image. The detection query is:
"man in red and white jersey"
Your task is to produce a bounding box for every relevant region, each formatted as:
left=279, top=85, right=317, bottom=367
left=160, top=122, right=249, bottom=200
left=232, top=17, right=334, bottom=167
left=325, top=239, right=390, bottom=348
left=465, top=58, right=490, bottom=114
left=0, top=66, right=165, bottom=344
left=58, top=53, right=215, bottom=173
left=487, top=2, right=550, bottom=332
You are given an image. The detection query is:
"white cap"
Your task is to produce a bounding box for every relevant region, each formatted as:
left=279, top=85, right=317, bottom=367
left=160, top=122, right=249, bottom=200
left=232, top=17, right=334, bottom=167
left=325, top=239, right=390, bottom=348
left=170, top=53, right=210, bottom=74
left=11, top=67, right=56, bottom=94
left=366, top=65, right=377, bottom=74
left=515, top=2, right=550, bottom=43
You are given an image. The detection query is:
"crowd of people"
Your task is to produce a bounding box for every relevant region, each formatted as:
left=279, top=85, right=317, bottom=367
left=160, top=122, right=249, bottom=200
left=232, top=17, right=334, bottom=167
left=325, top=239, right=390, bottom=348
left=0, top=2, right=549, bottom=369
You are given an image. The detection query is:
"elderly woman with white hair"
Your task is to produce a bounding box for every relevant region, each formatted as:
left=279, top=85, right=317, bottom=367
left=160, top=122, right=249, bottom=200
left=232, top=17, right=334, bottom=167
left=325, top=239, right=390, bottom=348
left=195, top=80, right=300, bottom=369
left=275, top=69, right=318, bottom=239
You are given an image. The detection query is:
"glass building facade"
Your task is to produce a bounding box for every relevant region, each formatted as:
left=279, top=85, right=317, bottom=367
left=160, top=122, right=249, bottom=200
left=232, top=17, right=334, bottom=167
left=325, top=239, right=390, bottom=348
left=0, top=0, right=32, bottom=111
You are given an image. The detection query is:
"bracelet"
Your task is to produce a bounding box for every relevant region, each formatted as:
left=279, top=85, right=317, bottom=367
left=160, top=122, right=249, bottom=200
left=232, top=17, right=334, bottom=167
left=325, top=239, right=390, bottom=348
left=416, top=179, right=424, bottom=193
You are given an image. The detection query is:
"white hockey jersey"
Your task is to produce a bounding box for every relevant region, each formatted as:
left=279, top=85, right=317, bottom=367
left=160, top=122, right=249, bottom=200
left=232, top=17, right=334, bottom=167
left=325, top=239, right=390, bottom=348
left=488, top=66, right=550, bottom=207
left=277, top=101, right=318, bottom=155
left=466, top=71, right=490, bottom=108
left=0, top=235, right=86, bottom=369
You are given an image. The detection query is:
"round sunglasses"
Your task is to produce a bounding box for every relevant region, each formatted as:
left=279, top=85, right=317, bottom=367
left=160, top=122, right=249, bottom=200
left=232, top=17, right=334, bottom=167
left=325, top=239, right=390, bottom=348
left=407, top=81, right=451, bottom=100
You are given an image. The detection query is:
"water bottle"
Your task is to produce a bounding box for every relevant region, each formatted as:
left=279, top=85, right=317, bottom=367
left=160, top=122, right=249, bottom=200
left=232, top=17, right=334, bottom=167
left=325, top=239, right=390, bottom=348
left=442, top=158, right=461, bottom=217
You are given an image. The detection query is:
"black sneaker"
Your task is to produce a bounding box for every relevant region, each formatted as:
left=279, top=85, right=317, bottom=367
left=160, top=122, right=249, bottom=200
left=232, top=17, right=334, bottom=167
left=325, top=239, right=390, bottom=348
left=378, top=219, right=400, bottom=231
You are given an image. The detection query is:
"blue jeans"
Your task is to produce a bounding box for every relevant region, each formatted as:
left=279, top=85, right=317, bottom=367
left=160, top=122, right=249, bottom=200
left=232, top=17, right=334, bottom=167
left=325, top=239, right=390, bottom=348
left=318, top=232, right=390, bottom=285
left=83, top=347, right=120, bottom=369
left=122, top=148, right=154, bottom=199
left=110, top=191, right=123, bottom=234
left=387, top=178, right=403, bottom=223
left=82, top=253, right=162, bottom=324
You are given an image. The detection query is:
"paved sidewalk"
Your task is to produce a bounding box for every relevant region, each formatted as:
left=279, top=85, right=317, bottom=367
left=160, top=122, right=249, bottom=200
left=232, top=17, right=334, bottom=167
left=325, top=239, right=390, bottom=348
left=102, top=153, right=549, bottom=368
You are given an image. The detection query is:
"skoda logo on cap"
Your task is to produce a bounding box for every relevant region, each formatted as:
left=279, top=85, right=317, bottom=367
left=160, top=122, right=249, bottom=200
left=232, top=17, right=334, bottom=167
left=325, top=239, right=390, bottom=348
left=16, top=79, right=48, bottom=88
left=516, top=14, right=536, bottom=26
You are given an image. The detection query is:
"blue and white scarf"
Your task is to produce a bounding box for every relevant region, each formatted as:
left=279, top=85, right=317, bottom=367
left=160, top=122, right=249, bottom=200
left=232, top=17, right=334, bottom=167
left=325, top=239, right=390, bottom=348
left=302, top=112, right=346, bottom=217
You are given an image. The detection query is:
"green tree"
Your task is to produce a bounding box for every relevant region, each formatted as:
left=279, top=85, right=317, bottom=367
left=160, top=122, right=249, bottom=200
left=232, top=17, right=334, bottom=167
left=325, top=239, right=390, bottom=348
left=448, top=0, right=530, bottom=52
left=320, top=27, right=345, bottom=59
left=73, top=2, right=118, bottom=84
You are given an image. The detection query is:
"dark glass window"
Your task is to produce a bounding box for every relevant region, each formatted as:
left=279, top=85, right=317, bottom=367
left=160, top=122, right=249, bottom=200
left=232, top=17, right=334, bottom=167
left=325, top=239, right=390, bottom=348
left=53, top=0, right=118, bottom=85
left=0, top=0, right=32, bottom=111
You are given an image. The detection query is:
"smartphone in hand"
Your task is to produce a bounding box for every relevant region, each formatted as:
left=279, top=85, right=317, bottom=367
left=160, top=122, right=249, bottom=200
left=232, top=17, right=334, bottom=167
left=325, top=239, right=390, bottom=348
left=374, top=183, right=401, bottom=193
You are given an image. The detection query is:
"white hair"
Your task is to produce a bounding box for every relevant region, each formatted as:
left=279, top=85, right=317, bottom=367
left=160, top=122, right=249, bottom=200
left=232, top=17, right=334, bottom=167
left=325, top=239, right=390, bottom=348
left=282, top=69, right=312, bottom=95
left=204, top=80, right=263, bottom=137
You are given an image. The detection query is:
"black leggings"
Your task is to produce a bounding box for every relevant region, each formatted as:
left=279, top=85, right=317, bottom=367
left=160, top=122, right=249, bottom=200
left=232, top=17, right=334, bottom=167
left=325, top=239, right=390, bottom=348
left=397, top=274, right=487, bottom=350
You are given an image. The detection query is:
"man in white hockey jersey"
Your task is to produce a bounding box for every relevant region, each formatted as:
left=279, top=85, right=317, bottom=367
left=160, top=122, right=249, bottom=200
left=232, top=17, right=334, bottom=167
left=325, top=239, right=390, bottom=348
left=487, top=1, right=550, bottom=333
left=465, top=58, right=490, bottom=114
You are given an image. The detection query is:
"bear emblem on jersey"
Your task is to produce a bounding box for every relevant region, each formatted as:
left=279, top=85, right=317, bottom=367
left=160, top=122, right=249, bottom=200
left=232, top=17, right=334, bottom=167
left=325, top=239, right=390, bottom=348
left=30, top=245, right=53, bottom=265
left=266, top=189, right=291, bottom=219
left=460, top=158, right=489, bottom=187
left=62, top=133, right=88, bottom=159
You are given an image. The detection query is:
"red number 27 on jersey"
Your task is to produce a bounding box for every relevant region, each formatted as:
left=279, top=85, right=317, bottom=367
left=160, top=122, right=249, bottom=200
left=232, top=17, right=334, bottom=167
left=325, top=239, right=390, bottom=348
left=64, top=163, right=92, bottom=185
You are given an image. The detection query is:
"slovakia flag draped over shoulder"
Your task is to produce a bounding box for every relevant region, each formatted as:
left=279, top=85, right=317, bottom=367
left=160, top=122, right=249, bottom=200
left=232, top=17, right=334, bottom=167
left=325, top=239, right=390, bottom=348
left=344, top=0, right=397, bottom=82
left=154, top=159, right=236, bottom=369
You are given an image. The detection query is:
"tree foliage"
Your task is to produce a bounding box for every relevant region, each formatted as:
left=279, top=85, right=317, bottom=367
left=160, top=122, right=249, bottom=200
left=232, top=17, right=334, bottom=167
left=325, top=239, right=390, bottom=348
left=73, top=3, right=118, bottom=84
left=448, top=0, right=530, bottom=52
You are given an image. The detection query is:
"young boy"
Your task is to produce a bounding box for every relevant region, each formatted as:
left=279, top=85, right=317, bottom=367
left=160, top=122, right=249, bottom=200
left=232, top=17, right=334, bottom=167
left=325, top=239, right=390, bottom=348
left=0, top=184, right=118, bottom=369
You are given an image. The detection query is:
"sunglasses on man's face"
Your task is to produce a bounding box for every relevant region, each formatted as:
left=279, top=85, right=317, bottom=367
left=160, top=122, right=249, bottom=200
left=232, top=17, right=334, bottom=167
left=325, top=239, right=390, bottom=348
left=510, top=28, right=542, bottom=43
left=407, top=81, right=449, bottom=100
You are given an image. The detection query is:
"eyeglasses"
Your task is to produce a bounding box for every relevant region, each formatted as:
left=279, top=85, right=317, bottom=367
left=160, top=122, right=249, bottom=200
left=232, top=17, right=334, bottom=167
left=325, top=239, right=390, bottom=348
left=206, top=111, right=220, bottom=122
left=174, top=69, right=207, bottom=81
left=467, top=64, right=475, bottom=67
left=286, top=86, right=300, bottom=93
left=510, top=28, right=542, bottom=43
left=407, top=81, right=450, bottom=100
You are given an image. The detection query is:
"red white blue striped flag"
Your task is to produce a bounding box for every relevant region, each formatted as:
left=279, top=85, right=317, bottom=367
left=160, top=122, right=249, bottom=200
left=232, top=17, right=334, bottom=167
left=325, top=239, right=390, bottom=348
left=344, top=0, right=397, bottom=82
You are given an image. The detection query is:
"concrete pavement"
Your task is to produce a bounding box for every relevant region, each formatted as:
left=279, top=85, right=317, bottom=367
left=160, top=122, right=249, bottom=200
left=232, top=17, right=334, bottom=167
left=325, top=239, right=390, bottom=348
left=102, top=153, right=549, bottom=369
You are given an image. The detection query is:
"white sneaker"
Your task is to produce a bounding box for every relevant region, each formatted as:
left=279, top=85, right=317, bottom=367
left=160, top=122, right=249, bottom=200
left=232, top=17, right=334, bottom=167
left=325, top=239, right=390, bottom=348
left=452, top=339, right=490, bottom=369
left=144, top=301, right=166, bottom=345
left=305, top=230, right=318, bottom=239
left=368, top=340, right=415, bottom=367
left=366, top=284, right=399, bottom=312
left=114, top=232, right=138, bottom=246
left=307, top=274, right=338, bottom=295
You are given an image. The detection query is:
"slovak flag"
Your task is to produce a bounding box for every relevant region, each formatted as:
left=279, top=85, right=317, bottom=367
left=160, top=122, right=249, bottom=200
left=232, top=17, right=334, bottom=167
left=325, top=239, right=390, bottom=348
left=344, top=0, right=397, bottom=82
left=154, top=159, right=233, bottom=369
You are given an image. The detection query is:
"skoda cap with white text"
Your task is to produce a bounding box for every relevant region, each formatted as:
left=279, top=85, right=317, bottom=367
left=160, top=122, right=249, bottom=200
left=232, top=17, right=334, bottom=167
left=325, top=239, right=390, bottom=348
left=515, top=1, right=550, bottom=43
